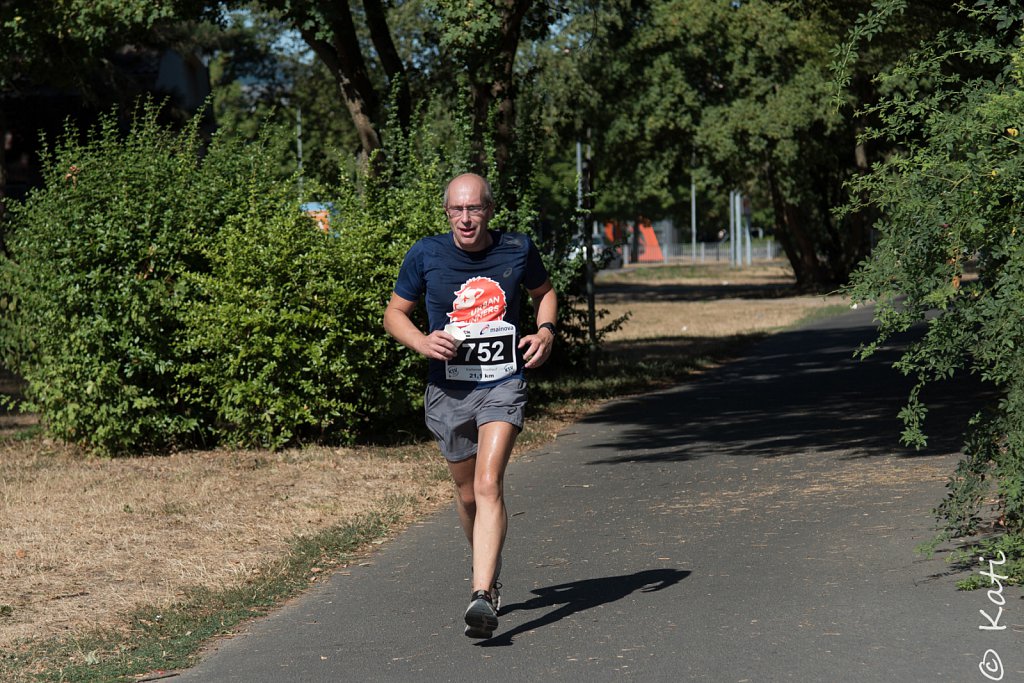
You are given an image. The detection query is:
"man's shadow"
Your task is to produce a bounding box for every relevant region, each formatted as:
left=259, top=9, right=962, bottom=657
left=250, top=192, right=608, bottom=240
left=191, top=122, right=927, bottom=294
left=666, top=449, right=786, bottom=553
left=477, top=568, right=690, bottom=647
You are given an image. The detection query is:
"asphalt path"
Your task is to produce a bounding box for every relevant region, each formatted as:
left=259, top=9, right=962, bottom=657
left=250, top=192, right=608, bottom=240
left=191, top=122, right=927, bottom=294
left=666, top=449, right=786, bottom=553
left=177, top=307, right=1024, bottom=682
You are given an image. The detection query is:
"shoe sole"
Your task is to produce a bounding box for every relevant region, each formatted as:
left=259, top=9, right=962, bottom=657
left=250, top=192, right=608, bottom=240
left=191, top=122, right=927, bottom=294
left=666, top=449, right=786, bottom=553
left=464, top=599, right=498, bottom=639
left=464, top=624, right=494, bottom=639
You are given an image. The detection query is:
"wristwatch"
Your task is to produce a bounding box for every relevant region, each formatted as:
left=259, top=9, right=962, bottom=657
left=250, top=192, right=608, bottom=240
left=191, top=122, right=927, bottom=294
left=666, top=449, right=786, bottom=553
left=538, top=322, right=557, bottom=337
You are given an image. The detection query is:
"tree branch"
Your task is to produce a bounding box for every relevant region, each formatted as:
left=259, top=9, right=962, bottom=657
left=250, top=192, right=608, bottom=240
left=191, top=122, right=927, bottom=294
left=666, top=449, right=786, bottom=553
left=362, top=0, right=411, bottom=132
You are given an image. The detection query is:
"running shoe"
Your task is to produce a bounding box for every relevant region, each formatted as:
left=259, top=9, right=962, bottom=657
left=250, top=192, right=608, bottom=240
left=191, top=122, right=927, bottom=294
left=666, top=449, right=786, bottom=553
left=464, top=590, right=498, bottom=639
left=469, top=554, right=503, bottom=613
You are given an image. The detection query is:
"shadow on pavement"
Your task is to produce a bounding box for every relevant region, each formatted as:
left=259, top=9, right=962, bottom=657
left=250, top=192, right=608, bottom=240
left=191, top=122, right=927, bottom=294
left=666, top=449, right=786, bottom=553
left=477, top=568, right=690, bottom=647
left=580, top=318, right=997, bottom=465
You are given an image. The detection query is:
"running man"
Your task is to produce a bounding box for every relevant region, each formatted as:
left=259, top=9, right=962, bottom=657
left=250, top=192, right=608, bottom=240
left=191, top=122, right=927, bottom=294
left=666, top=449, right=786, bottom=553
left=383, top=173, right=557, bottom=638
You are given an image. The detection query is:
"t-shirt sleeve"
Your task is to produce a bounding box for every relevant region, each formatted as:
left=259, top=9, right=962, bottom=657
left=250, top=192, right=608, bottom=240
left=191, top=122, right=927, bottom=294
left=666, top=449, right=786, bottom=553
left=523, top=237, right=550, bottom=291
left=393, top=242, right=424, bottom=302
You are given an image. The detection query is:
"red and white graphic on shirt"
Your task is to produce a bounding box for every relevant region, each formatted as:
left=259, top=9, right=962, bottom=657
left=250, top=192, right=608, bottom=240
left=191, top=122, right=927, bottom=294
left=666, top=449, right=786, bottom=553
left=447, top=277, right=507, bottom=325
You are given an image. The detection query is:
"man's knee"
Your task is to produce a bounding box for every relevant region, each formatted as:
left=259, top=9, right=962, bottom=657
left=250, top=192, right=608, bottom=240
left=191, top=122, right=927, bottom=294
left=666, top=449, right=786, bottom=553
left=454, top=480, right=477, bottom=510
left=473, top=474, right=503, bottom=504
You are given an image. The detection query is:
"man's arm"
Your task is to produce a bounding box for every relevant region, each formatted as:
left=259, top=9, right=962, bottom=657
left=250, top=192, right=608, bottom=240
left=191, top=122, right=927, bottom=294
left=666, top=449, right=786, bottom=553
left=383, top=293, right=459, bottom=361
left=519, top=281, right=558, bottom=369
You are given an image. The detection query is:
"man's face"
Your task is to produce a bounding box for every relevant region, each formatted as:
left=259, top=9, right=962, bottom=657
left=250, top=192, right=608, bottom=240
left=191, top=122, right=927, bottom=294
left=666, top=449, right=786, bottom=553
left=445, top=177, right=492, bottom=252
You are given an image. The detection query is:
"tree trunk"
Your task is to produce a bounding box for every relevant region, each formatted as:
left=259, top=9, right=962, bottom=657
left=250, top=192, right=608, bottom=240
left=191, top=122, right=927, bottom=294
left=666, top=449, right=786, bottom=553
left=765, top=159, right=828, bottom=290
left=289, top=2, right=382, bottom=161
left=813, top=166, right=845, bottom=281
left=362, top=0, right=411, bottom=133
left=845, top=123, right=874, bottom=270
left=844, top=74, right=881, bottom=275
left=491, top=0, right=530, bottom=177
left=784, top=204, right=824, bottom=287
left=469, top=0, right=531, bottom=181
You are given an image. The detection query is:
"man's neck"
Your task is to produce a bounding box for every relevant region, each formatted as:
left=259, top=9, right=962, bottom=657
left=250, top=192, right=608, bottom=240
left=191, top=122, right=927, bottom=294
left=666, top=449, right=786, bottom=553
left=454, top=229, right=493, bottom=253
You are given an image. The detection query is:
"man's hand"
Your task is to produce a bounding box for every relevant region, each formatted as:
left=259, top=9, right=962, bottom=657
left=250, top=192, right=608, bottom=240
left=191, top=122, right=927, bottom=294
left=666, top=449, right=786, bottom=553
left=417, top=330, right=459, bottom=361
left=519, top=327, right=554, bottom=369
left=384, top=293, right=459, bottom=361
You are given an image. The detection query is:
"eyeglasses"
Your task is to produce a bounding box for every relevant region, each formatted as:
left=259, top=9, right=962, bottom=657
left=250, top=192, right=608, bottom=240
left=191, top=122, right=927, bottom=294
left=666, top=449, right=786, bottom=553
left=445, top=204, right=488, bottom=217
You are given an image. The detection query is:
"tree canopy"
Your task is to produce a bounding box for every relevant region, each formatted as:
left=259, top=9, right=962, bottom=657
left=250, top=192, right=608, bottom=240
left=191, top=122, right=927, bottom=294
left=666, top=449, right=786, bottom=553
left=0, top=0, right=996, bottom=286
left=839, top=0, right=1024, bottom=582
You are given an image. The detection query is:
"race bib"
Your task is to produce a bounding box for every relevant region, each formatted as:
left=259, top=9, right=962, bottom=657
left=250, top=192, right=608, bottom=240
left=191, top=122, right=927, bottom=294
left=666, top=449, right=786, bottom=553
left=445, top=321, right=518, bottom=383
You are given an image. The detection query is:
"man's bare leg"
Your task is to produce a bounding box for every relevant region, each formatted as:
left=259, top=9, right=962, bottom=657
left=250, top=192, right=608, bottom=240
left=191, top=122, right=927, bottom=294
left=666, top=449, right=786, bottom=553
left=446, top=420, right=518, bottom=593
left=449, top=457, right=477, bottom=545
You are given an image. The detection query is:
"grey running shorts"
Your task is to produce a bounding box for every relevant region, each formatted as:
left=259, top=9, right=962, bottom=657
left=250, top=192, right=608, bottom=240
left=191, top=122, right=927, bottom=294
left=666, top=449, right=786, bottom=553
left=424, top=378, right=527, bottom=463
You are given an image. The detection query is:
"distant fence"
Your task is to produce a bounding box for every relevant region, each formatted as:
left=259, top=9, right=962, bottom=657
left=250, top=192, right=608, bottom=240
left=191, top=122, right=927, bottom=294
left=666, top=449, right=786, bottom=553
left=622, top=239, right=785, bottom=265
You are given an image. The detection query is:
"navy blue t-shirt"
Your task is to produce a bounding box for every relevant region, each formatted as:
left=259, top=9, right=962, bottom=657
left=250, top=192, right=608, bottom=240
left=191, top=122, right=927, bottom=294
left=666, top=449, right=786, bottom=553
left=393, top=230, right=549, bottom=387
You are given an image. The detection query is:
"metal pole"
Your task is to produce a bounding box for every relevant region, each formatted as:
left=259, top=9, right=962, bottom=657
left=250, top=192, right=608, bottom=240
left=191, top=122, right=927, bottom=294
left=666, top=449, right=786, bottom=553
left=296, top=106, right=304, bottom=199
left=745, top=200, right=752, bottom=266
left=578, top=138, right=597, bottom=368
left=739, top=192, right=744, bottom=265
left=735, top=191, right=741, bottom=267
left=727, top=190, right=733, bottom=266
left=691, top=156, right=697, bottom=263
left=585, top=134, right=597, bottom=365
left=729, top=190, right=736, bottom=267
left=734, top=191, right=743, bottom=268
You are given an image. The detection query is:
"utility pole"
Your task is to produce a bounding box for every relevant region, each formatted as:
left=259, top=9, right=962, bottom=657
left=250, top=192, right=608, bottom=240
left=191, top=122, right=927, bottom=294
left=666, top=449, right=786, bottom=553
left=729, top=190, right=737, bottom=267
left=577, top=132, right=598, bottom=369
left=296, top=106, right=304, bottom=199
left=690, top=153, right=697, bottom=263
left=743, top=194, right=752, bottom=265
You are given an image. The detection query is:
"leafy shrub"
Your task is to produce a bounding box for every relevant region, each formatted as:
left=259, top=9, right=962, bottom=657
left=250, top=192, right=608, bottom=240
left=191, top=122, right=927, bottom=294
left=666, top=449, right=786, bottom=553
left=531, top=226, right=630, bottom=369
left=0, top=104, right=288, bottom=453
left=181, top=158, right=440, bottom=448
left=0, top=98, right=624, bottom=453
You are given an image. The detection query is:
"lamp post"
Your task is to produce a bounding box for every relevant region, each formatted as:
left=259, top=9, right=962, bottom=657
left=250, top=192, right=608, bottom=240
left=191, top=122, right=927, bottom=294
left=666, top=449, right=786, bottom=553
left=577, top=132, right=598, bottom=369
left=296, top=105, right=303, bottom=199
left=691, top=153, right=697, bottom=263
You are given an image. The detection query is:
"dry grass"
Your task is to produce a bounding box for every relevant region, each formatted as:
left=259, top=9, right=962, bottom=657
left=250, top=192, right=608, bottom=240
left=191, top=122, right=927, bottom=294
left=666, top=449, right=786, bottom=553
left=601, top=296, right=841, bottom=341
left=0, top=260, right=848, bottom=651
left=0, top=443, right=451, bottom=649
left=595, top=262, right=845, bottom=341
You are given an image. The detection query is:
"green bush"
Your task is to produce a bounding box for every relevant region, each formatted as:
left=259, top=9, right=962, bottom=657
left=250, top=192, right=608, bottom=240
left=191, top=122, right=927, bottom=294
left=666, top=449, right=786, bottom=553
left=180, top=173, right=439, bottom=448
left=0, top=99, right=622, bottom=453
left=0, top=103, right=439, bottom=452
left=0, top=104, right=288, bottom=453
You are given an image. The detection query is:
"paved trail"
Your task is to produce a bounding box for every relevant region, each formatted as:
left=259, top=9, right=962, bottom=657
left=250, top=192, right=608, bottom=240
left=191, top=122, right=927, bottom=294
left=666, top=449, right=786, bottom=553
left=177, top=308, right=1023, bottom=682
